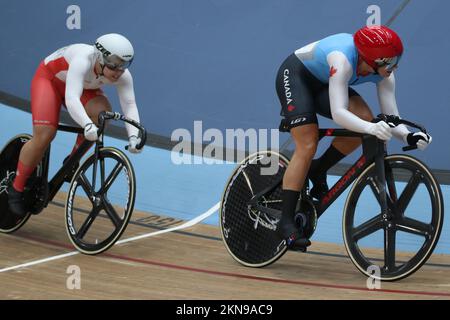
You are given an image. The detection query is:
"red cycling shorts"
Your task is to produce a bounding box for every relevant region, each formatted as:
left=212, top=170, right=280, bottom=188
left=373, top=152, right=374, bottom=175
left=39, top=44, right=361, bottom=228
left=31, top=61, right=105, bottom=127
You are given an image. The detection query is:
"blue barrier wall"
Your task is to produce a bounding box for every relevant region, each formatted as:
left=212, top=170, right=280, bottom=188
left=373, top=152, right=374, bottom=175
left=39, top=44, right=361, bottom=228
left=1, top=0, right=449, bottom=169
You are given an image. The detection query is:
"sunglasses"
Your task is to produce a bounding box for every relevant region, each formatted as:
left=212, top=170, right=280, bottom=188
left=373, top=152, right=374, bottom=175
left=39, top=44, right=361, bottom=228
left=374, top=56, right=401, bottom=71
left=105, top=63, right=129, bottom=71
left=104, top=55, right=133, bottom=71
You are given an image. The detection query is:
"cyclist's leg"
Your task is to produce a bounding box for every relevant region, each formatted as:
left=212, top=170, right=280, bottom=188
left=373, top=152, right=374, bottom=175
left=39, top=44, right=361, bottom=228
left=9, top=64, right=61, bottom=215
left=84, top=92, right=112, bottom=125
left=67, top=89, right=109, bottom=157
left=15, top=66, right=61, bottom=189
left=12, top=124, right=58, bottom=185
left=309, top=90, right=374, bottom=199
left=275, top=54, right=318, bottom=249
left=63, top=90, right=110, bottom=182
left=283, top=125, right=319, bottom=191
left=281, top=124, right=318, bottom=244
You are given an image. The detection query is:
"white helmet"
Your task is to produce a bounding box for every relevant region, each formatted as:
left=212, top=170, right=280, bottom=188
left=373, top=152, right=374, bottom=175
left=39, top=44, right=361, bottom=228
left=94, top=33, right=134, bottom=70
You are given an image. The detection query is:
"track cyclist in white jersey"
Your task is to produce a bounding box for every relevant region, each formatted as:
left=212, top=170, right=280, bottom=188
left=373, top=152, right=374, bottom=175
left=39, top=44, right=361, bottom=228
left=8, top=33, right=144, bottom=217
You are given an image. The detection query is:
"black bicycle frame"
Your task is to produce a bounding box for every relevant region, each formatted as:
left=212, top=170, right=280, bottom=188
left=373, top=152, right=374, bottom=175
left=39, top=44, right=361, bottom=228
left=249, top=129, right=389, bottom=220
left=314, top=129, right=386, bottom=218
left=36, top=111, right=147, bottom=208
left=39, top=125, right=94, bottom=204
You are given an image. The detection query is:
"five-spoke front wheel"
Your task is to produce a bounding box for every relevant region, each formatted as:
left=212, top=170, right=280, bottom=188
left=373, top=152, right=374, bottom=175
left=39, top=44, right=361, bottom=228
left=65, top=147, right=136, bottom=255
left=343, top=155, right=444, bottom=281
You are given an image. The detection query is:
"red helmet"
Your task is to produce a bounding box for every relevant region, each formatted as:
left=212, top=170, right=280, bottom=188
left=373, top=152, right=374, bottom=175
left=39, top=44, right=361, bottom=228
left=354, top=25, right=403, bottom=71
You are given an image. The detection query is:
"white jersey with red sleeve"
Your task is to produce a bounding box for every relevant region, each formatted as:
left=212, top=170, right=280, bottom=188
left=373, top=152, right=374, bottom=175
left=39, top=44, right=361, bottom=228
left=43, top=44, right=140, bottom=138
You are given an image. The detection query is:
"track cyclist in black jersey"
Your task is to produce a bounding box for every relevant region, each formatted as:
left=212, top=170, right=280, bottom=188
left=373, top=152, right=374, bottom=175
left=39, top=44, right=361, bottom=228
left=275, top=25, right=432, bottom=251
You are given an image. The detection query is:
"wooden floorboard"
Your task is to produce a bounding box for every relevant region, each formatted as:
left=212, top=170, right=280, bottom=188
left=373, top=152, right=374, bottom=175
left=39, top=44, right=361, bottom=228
left=1, top=192, right=449, bottom=300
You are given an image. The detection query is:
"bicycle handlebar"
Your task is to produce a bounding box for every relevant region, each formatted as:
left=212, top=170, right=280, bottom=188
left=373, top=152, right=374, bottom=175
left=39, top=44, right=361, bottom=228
left=98, top=111, right=147, bottom=150
left=374, top=114, right=427, bottom=152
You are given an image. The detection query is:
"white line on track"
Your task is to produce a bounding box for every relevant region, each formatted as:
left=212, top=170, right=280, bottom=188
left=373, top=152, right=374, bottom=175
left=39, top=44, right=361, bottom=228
left=0, top=252, right=79, bottom=273
left=0, top=202, right=220, bottom=273
left=116, top=201, right=220, bottom=245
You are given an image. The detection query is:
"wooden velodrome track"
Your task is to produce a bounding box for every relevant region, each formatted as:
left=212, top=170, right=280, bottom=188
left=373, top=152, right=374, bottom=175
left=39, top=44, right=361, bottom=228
left=1, top=192, right=449, bottom=300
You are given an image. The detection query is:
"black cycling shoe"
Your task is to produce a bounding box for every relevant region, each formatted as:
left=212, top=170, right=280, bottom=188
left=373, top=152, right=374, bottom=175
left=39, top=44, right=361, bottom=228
left=278, top=221, right=311, bottom=252
left=285, top=232, right=312, bottom=252
left=63, top=155, right=79, bottom=183
left=8, top=185, right=28, bottom=218
left=310, top=181, right=329, bottom=201
left=308, top=160, right=329, bottom=200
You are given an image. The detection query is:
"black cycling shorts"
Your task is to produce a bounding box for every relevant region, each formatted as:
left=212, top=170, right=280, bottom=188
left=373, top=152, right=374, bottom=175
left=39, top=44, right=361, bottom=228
left=276, top=54, right=360, bottom=132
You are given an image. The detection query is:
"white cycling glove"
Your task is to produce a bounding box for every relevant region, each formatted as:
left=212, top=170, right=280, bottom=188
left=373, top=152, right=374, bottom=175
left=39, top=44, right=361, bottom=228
left=366, top=121, right=392, bottom=141
left=405, top=132, right=432, bottom=151
left=84, top=123, right=99, bottom=141
left=128, top=135, right=143, bottom=154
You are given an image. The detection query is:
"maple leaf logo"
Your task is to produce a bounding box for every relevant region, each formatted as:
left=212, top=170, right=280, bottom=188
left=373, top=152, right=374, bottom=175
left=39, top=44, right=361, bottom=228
left=329, top=66, right=337, bottom=77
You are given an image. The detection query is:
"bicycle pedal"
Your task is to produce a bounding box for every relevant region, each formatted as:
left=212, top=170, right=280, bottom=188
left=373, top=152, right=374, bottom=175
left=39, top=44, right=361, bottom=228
left=289, top=245, right=308, bottom=253
left=286, top=237, right=311, bottom=252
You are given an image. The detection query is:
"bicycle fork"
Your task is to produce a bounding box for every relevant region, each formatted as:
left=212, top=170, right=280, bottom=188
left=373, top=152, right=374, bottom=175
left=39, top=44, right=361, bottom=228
left=374, top=140, right=389, bottom=218
left=373, top=140, right=397, bottom=270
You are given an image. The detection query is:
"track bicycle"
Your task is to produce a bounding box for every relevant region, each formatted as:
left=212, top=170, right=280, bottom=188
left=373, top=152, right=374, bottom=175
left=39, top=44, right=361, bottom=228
left=0, top=111, right=146, bottom=254
left=220, top=114, right=443, bottom=281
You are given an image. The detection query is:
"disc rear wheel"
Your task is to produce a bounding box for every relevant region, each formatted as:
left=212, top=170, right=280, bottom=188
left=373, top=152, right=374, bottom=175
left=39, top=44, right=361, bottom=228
left=220, top=151, right=290, bottom=267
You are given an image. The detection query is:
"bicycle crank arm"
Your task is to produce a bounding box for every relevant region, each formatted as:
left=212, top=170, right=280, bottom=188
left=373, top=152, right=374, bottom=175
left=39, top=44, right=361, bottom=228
left=249, top=204, right=282, bottom=220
